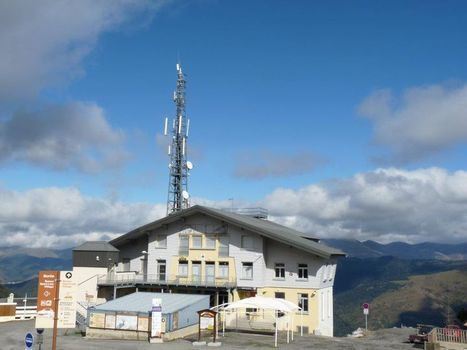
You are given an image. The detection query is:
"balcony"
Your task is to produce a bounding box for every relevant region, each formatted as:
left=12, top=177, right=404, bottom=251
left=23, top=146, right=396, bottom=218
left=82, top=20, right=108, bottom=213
left=97, top=272, right=237, bottom=289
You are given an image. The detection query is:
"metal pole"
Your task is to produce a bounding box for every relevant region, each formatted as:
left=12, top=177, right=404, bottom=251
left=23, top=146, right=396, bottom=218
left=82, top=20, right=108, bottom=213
left=300, top=307, right=303, bottom=336
left=274, top=311, right=278, bottom=348
left=52, top=276, right=60, bottom=350
left=365, top=313, right=368, bottom=331
left=23, top=293, right=27, bottom=320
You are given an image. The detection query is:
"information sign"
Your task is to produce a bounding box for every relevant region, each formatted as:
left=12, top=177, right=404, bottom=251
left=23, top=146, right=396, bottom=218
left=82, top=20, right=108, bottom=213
left=36, top=271, right=59, bottom=328
left=151, top=298, right=162, bottom=338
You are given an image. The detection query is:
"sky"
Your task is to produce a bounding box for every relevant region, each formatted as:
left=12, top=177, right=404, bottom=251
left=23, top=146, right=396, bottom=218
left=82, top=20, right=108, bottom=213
left=1, top=0, right=467, bottom=248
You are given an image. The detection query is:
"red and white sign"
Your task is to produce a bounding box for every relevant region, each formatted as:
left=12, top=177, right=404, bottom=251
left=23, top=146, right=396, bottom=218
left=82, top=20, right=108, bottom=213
left=362, top=303, right=370, bottom=315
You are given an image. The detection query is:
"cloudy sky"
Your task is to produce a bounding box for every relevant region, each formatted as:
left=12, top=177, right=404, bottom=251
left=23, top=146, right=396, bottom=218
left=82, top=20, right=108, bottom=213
left=1, top=0, right=467, bottom=248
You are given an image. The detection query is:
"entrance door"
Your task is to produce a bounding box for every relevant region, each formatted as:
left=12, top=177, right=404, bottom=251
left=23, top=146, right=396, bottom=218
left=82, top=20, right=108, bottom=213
left=192, top=262, right=201, bottom=284
left=157, top=260, right=166, bottom=281
left=205, top=263, right=215, bottom=284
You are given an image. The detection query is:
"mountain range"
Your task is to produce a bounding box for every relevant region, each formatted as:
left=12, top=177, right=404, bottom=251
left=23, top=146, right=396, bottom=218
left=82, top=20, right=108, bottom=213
left=0, top=240, right=466, bottom=336
left=322, top=239, right=467, bottom=260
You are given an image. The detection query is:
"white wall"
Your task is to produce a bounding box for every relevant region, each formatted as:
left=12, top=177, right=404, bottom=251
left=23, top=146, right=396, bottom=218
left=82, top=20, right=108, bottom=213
left=73, top=266, right=108, bottom=304
left=317, top=286, right=334, bottom=336
left=263, top=239, right=329, bottom=289
left=228, top=225, right=265, bottom=288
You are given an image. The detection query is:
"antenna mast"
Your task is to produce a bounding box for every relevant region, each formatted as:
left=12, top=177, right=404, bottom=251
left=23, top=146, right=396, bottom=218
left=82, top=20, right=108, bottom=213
left=165, top=63, right=192, bottom=214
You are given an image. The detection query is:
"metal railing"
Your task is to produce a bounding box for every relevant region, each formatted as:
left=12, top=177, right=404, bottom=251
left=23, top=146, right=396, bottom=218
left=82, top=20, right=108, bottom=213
left=97, top=273, right=237, bottom=288
left=430, top=327, right=467, bottom=344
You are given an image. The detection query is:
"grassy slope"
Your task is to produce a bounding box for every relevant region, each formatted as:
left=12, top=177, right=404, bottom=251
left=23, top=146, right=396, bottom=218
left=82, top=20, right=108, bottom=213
left=334, top=268, right=467, bottom=336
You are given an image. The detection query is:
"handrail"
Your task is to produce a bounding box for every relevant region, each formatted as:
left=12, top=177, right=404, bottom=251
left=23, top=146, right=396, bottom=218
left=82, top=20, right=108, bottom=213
left=431, top=327, right=467, bottom=344
left=97, top=273, right=237, bottom=288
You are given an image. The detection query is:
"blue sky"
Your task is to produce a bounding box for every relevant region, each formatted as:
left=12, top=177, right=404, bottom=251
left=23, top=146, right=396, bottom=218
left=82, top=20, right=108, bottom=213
left=1, top=0, right=467, bottom=247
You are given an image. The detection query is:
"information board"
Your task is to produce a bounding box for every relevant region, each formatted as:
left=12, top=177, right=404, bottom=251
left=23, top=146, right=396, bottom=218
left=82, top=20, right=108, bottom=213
left=151, top=298, right=162, bottom=338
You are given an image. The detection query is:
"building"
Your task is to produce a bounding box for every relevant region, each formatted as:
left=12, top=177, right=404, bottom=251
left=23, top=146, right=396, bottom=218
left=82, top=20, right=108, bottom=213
left=90, top=205, right=345, bottom=336
left=86, top=292, right=209, bottom=340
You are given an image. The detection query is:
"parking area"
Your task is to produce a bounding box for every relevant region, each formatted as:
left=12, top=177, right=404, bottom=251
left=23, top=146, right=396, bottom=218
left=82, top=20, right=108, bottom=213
left=0, top=320, right=417, bottom=350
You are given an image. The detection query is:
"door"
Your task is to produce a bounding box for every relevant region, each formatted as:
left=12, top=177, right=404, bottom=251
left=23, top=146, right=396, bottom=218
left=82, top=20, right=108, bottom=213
left=157, top=260, right=166, bottom=281
left=192, top=262, right=201, bottom=283
left=205, top=263, right=215, bottom=284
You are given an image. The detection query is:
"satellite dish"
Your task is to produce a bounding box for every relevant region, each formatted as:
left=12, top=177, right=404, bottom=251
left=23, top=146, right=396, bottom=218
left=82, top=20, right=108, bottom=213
left=186, top=161, right=193, bottom=170
left=182, top=190, right=190, bottom=199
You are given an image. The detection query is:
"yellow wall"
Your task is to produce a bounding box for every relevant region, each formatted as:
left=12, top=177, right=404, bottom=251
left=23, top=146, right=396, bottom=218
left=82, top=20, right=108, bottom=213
left=255, top=287, right=319, bottom=334
left=168, top=233, right=237, bottom=283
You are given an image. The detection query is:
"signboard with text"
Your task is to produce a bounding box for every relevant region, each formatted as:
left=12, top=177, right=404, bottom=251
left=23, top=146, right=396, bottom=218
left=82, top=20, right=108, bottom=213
left=36, top=271, right=59, bottom=328
left=151, top=298, right=162, bottom=338
left=35, top=271, right=77, bottom=329
left=57, top=271, right=77, bottom=328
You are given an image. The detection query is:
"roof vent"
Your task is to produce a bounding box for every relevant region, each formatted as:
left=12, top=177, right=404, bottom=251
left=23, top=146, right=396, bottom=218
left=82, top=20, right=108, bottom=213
left=223, top=207, right=268, bottom=219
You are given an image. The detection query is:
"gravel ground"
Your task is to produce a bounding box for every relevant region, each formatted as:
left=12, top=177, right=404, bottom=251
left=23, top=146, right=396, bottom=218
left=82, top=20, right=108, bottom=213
left=0, top=320, right=419, bottom=350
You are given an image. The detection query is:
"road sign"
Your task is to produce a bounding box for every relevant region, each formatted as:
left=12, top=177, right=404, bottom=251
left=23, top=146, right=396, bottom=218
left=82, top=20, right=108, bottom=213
left=36, top=328, right=44, bottom=335
left=25, top=332, right=34, bottom=349
left=362, top=303, right=369, bottom=309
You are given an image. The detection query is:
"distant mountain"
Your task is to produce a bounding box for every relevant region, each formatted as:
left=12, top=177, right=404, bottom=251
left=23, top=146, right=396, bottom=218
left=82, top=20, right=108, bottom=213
left=323, top=239, right=467, bottom=260
left=0, top=247, right=72, bottom=297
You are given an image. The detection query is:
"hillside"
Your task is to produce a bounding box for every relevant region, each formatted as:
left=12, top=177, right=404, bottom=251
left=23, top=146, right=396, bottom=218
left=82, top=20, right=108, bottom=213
left=323, top=239, right=467, bottom=260
left=333, top=257, right=467, bottom=336
left=0, top=248, right=72, bottom=298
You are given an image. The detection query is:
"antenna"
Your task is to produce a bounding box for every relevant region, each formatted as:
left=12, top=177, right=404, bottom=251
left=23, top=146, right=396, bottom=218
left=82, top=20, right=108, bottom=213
left=163, top=63, right=193, bottom=214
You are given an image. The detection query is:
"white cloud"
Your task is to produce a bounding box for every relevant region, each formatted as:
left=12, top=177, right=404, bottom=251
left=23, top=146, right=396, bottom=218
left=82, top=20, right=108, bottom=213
left=0, top=102, right=128, bottom=172
left=0, top=0, right=168, bottom=104
left=234, top=150, right=323, bottom=179
left=358, top=83, right=467, bottom=163
left=0, top=186, right=166, bottom=248
left=262, top=167, right=467, bottom=244
left=3, top=167, right=467, bottom=248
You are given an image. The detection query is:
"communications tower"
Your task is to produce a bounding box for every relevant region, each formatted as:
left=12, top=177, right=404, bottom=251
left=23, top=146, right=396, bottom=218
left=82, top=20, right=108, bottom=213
left=164, top=63, right=193, bottom=214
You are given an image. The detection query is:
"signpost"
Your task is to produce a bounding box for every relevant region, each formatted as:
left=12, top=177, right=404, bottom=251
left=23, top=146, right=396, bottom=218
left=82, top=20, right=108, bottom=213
left=25, top=332, right=34, bottom=349
left=36, top=329, right=44, bottom=350
left=36, top=270, right=77, bottom=350
left=150, top=298, right=163, bottom=343
left=197, top=309, right=218, bottom=343
left=362, top=303, right=369, bottom=330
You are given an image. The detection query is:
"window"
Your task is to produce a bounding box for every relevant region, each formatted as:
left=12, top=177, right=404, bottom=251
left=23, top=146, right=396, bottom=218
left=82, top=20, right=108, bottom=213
left=298, top=293, right=309, bottom=312
left=192, top=261, right=201, bottom=283
left=178, top=261, right=188, bottom=277
left=157, top=260, right=166, bottom=281
left=179, top=235, right=189, bottom=256
left=205, top=235, right=216, bottom=249
left=219, top=236, right=229, bottom=257
left=298, top=264, right=308, bottom=279
left=218, top=262, right=229, bottom=279
left=241, top=262, right=253, bottom=279
left=275, top=292, right=285, bottom=299
left=154, top=234, right=167, bottom=248
left=122, top=258, right=130, bottom=272
left=192, top=235, right=202, bottom=249
left=274, top=263, right=285, bottom=279
left=241, top=235, right=254, bottom=250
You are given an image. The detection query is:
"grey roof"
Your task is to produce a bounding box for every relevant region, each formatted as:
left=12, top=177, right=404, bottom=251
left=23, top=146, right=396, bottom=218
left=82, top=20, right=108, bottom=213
left=73, top=241, right=119, bottom=252
left=110, top=205, right=345, bottom=258
left=94, top=292, right=209, bottom=314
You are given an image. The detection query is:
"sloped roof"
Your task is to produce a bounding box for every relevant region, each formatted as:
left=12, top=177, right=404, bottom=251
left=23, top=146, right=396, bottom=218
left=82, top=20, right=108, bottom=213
left=110, top=205, right=345, bottom=258
left=73, top=241, right=119, bottom=252
left=94, top=292, right=208, bottom=314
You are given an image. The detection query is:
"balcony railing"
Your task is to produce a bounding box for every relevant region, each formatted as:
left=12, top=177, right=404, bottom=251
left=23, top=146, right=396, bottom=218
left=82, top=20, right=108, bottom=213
left=97, top=273, right=237, bottom=288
